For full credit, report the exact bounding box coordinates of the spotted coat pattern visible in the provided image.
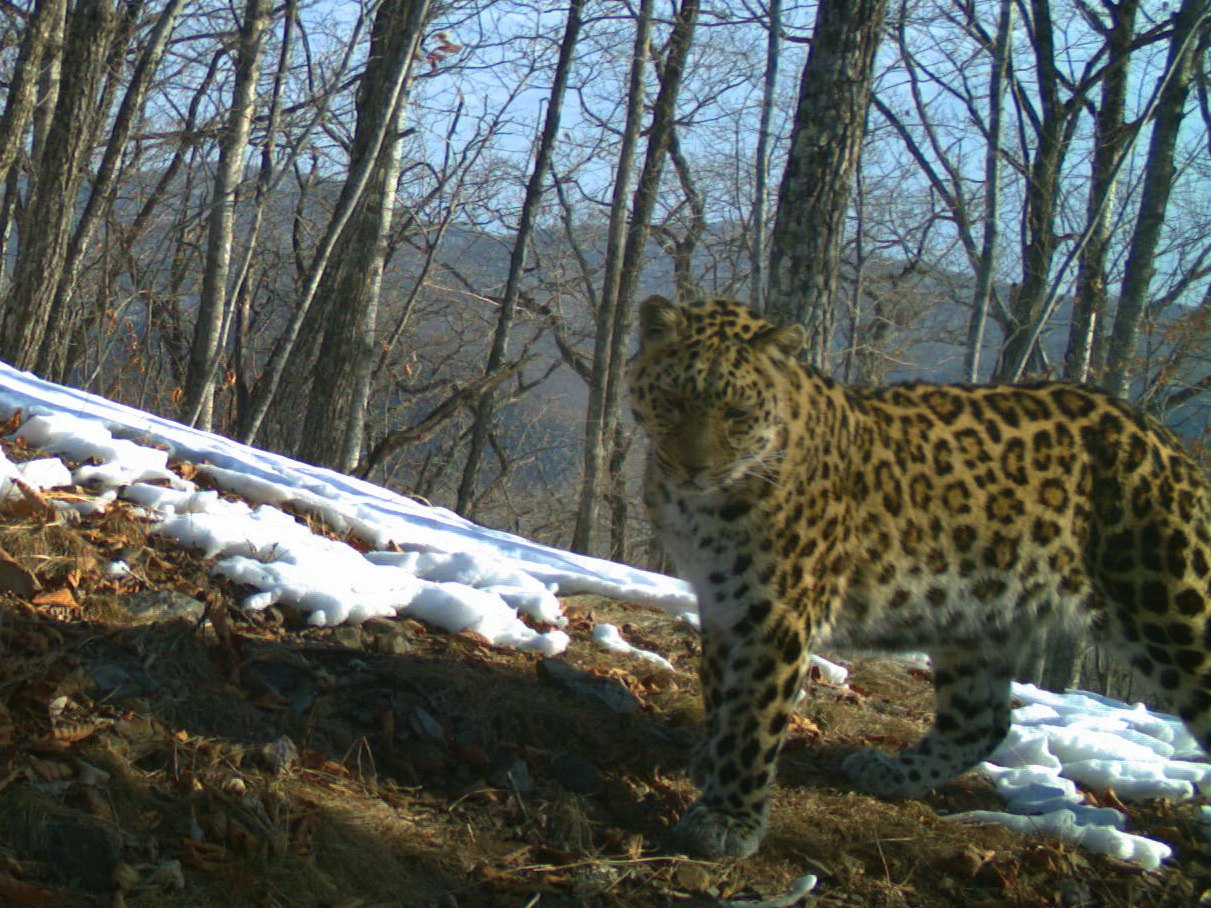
[627,295,1211,859]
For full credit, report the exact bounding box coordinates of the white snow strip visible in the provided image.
[946,809,1172,871]
[592,623,676,671]
[810,654,849,686]
[0,361,696,612]
[726,874,818,907]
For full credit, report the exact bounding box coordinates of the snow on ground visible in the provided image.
[0,361,1206,869]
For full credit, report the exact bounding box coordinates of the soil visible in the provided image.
[1,450,1210,907]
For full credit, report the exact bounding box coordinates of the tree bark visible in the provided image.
[1103,0,1210,397]
[569,0,653,555]
[183,0,273,430]
[292,0,430,472]
[766,0,888,366]
[1064,0,1139,383]
[750,0,781,314]
[0,0,116,370]
[572,0,699,556]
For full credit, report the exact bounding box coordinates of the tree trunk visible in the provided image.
[0,0,116,370]
[1064,0,1139,383]
[766,0,888,366]
[0,0,67,187]
[1103,0,1209,398]
[572,0,699,556]
[36,0,187,383]
[750,0,781,313]
[292,0,430,472]
[238,0,428,450]
[225,0,297,435]
[993,0,1071,381]
[183,0,273,430]
[964,0,1013,382]
[456,0,584,516]
[569,0,653,555]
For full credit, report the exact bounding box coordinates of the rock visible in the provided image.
[330,625,365,649]
[406,706,445,742]
[550,752,605,796]
[119,590,206,625]
[673,862,714,893]
[262,734,300,775]
[536,658,641,714]
[34,817,119,892]
[1058,880,1098,908]
[146,860,185,891]
[363,618,413,655]
[240,658,317,712]
[87,663,157,700]
[489,756,533,793]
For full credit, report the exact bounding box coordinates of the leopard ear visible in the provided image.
[637,295,685,350]
[754,323,806,357]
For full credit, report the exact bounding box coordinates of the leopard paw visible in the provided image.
[673,800,766,859]
[841,747,935,798]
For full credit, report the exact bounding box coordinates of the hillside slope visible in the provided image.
[0,462,1208,907]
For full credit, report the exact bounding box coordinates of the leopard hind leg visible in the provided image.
[1090,501,1211,756]
[842,650,1012,798]
[1102,576,1211,756]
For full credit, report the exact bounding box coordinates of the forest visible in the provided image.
[0,0,1207,586]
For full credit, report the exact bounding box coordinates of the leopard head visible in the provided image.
[627,295,806,493]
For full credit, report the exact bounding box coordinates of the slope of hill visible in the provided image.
[1,366,1209,906]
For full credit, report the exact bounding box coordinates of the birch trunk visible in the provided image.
[183,0,272,430]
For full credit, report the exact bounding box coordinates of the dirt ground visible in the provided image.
[1,452,1210,907]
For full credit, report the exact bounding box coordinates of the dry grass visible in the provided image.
[0,475,1209,906]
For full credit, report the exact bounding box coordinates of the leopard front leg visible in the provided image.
[675,616,807,859]
[843,651,1012,798]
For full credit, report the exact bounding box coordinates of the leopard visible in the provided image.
[626,294,1211,860]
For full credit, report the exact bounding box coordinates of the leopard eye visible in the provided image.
[723,405,752,422]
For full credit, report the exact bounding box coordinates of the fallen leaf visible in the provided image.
[0,552,39,597]
[0,871,55,904]
[32,588,77,609]
[50,718,108,744]
[0,408,23,436]
[25,756,73,781]
[0,477,56,521]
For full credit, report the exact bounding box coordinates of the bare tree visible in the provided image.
[1104,0,1211,397]
[568,0,653,555]
[35,0,187,383]
[0,0,120,369]
[239,0,430,453]
[965,0,1013,382]
[766,0,889,367]
[292,0,432,472]
[182,0,273,430]
[572,0,700,557]
[0,0,67,189]
[750,0,781,313]
[1063,0,1139,383]
[456,0,585,516]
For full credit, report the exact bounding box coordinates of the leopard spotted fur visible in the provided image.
[627,295,1211,859]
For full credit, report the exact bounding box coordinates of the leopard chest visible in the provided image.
[646,481,771,627]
